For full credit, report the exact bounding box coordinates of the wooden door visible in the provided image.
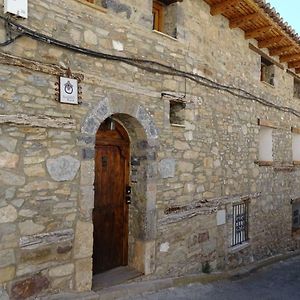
[93,119,129,275]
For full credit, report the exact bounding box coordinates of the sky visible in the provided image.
[267,1,300,34]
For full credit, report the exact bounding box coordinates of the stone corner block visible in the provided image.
[75,258,92,292]
[80,161,94,186]
[81,115,100,135]
[49,263,74,277]
[136,106,158,140]
[95,97,111,120]
[74,221,93,259]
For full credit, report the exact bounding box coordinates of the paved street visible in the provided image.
[127,255,300,300]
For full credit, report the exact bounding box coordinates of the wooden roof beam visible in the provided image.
[211,0,243,16]
[245,25,272,39]
[280,53,300,63]
[229,12,259,29]
[258,36,284,48]
[288,61,300,69]
[269,45,295,57]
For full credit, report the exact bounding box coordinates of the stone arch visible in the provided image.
[81,96,158,144]
[79,96,159,276]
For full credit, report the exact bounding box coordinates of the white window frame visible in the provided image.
[259,126,273,162]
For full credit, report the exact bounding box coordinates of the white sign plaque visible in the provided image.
[60,77,78,105]
[4,0,28,18]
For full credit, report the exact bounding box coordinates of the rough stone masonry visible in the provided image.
[0,0,300,299]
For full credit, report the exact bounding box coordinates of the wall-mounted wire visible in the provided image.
[0,16,23,46]
[0,15,300,118]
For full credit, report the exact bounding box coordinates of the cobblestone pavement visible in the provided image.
[125,255,300,300]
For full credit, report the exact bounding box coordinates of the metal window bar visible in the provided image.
[232,202,249,246]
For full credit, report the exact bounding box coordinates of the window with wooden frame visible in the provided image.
[152,1,179,38]
[169,99,186,126]
[294,77,300,99]
[258,119,275,165]
[292,127,300,164]
[153,1,164,32]
[260,56,275,86]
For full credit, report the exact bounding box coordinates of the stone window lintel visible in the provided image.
[292,127,300,134]
[254,160,273,166]
[258,118,277,129]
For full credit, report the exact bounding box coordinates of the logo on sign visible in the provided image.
[60,77,78,105]
[64,81,74,95]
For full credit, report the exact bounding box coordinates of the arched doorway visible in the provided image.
[79,99,159,291]
[93,118,130,274]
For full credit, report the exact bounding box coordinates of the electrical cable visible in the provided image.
[0,17,22,46]
[0,33,22,46]
[0,15,300,118]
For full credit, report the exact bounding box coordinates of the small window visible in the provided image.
[292,131,300,162]
[85,0,95,3]
[232,202,249,246]
[170,100,185,126]
[260,57,275,86]
[259,126,273,163]
[153,1,164,32]
[294,78,300,98]
[152,1,178,38]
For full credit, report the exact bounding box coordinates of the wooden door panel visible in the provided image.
[93,130,129,275]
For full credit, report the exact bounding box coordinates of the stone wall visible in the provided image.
[0,0,300,298]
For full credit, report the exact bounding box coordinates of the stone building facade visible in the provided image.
[1,0,300,298]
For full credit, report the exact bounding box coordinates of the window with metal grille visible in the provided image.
[292,202,300,237]
[293,209,300,227]
[232,202,249,246]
